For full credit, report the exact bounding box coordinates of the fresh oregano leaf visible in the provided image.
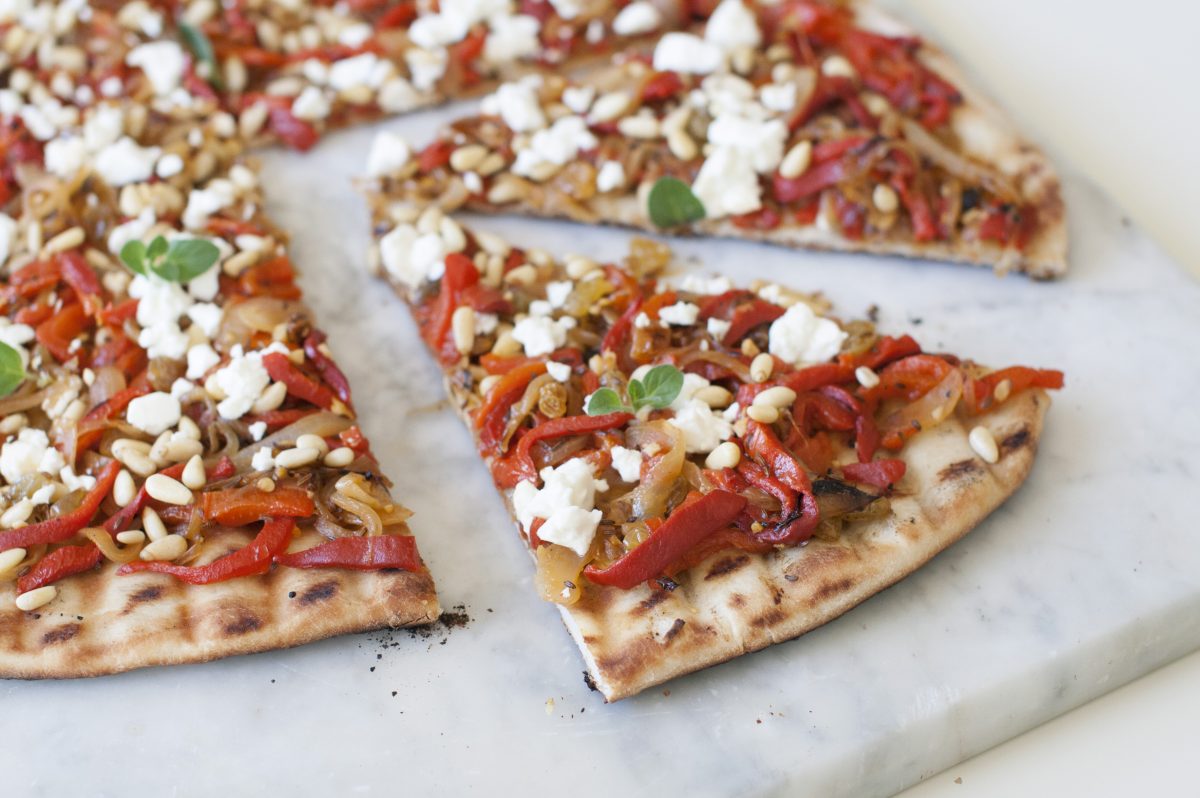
[0,342,26,398]
[179,22,222,90]
[647,177,706,228]
[119,240,148,276]
[637,364,684,410]
[154,238,220,283]
[585,387,627,416]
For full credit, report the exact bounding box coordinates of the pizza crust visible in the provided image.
[0,526,439,678]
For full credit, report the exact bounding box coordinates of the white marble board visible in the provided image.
[2,101,1198,798]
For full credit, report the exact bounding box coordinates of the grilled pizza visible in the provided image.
[363,170,1063,698]
[366,0,1067,277]
[0,103,437,678]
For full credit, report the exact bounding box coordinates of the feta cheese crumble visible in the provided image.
[767,303,848,365]
[512,458,609,557]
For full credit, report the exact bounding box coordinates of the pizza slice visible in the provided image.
[0,103,437,678]
[363,177,1063,699]
[370,0,1067,277]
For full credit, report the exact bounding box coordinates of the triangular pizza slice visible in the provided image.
[362,168,1063,699]
[370,0,1067,277]
[0,102,437,677]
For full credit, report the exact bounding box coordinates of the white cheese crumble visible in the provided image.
[129,274,194,360]
[186,343,221,380]
[561,86,595,115]
[658,301,700,326]
[545,361,572,382]
[705,0,761,53]
[612,1,662,35]
[125,391,182,436]
[512,458,609,557]
[0,318,34,367]
[483,14,541,64]
[512,116,597,176]
[511,314,576,357]
[366,131,411,177]
[126,41,187,97]
[93,137,162,186]
[251,447,276,472]
[0,213,16,266]
[767,303,848,365]
[291,86,332,120]
[481,78,546,133]
[610,446,643,483]
[0,429,66,485]
[210,345,277,420]
[595,160,626,193]
[707,317,732,339]
[248,421,268,441]
[679,274,733,295]
[545,280,573,308]
[668,399,733,454]
[653,33,723,74]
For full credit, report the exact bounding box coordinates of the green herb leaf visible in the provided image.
[647,177,706,228]
[119,240,147,276]
[0,342,26,398]
[626,378,645,407]
[636,364,684,410]
[586,388,627,417]
[153,238,221,283]
[179,22,222,90]
[146,235,169,262]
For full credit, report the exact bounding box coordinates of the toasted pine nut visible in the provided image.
[177,415,201,440]
[694,385,733,408]
[478,374,501,396]
[166,437,203,463]
[746,404,780,424]
[779,140,813,179]
[323,446,355,468]
[113,468,136,507]
[15,585,57,611]
[275,447,320,469]
[116,530,146,546]
[754,386,797,409]
[503,264,538,285]
[42,225,84,255]
[0,547,26,573]
[588,91,630,123]
[181,455,207,490]
[872,184,899,214]
[969,426,1000,464]
[704,441,742,470]
[142,507,168,541]
[855,365,880,389]
[140,534,188,562]
[449,144,487,173]
[252,381,287,414]
[994,378,1013,403]
[740,339,760,357]
[565,255,599,279]
[123,451,158,478]
[750,353,775,383]
[145,474,193,505]
[821,55,856,79]
[294,434,329,456]
[256,477,276,492]
[667,129,697,161]
[617,114,660,139]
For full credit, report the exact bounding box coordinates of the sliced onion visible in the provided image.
[217,297,307,350]
[0,386,47,417]
[500,373,554,452]
[82,526,141,564]
[332,492,383,537]
[232,411,352,471]
[605,421,684,523]
[88,366,126,408]
[900,118,1019,203]
[676,348,754,383]
[880,367,964,444]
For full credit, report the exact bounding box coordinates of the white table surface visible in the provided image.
[891,1,1200,794]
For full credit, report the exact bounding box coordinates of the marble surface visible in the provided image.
[3,105,1199,797]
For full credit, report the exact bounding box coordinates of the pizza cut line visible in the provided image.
[362,176,1063,698]
[366,0,1067,277]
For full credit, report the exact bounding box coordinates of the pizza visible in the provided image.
[363,0,1067,278]
[362,172,1063,698]
[0,101,437,677]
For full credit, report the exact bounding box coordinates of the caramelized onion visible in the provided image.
[676,348,754,383]
[217,297,307,350]
[0,385,47,417]
[900,118,1019,202]
[82,526,141,564]
[88,366,126,408]
[606,421,684,523]
[331,493,383,537]
[500,373,555,452]
[880,367,964,444]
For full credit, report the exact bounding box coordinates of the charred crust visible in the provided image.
[939,459,982,482]
[1001,426,1031,454]
[704,554,750,581]
[221,610,262,636]
[582,670,599,692]
[813,577,854,603]
[728,593,746,609]
[299,580,338,606]
[663,618,685,643]
[635,589,671,614]
[122,584,163,613]
[751,607,788,628]
[41,623,80,646]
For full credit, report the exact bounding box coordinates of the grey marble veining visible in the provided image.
[2,107,1198,798]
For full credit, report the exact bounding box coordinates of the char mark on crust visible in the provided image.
[704,554,750,581]
[121,584,164,614]
[663,618,686,643]
[751,607,788,629]
[41,623,80,646]
[813,577,854,603]
[939,459,983,482]
[1001,426,1031,454]
[634,589,671,614]
[299,580,339,606]
[222,610,263,637]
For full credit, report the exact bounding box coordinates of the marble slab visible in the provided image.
[3,105,1198,798]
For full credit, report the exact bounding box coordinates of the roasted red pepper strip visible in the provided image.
[422,252,480,364]
[104,457,236,534]
[841,459,907,490]
[274,535,421,572]
[16,543,103,594]
[303,329,354,409]
[839,334,922,370]
[198,485,315,528]
[262,352,337,411]
[474,361,546,453]
[782,363,856,394]
[0,460,120,552]
[59,251,102,317]
[866,354,954,402]
[964,366,1065,414]
[118,516,295,584]
[508,412,634,485]
[35,301,89,362]
[721,299,786,346]
[584,490,747,589]
[743,420,812,494]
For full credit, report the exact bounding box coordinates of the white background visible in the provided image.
[891,0,1200,794]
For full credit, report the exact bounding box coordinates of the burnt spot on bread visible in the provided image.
[813,577,854,603]
[41,623,80,646]
[222,610,262,636]
[939,459,982,482]
[1001,426,1031,455]
[728,593,746,609]
[299,580,338,606]
[634,589,670,614]
[704,554,750,581]
[751,607,788,628]
[771,585,785,606]
[121,584,163,614]
[663,618,685,643]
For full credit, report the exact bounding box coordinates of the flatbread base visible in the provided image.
[0,528,439,678]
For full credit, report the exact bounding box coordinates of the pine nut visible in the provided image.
[181,454,206,489]
[474,229,511,257]
[855,365,880,389]
[503,264,538,285]
[295,434,330,456]
[140,534,188,562]
[145,474,193,505]
[416,206,443,234]
[142,507,167,541]
[166,437,203,463]
[449,144,487,173]
[451,305,475,354]
[275,447,320,469]
[746,404,780,424]
[704,441,742,470]
[0,547,26,572]
[116,530,146,546]
[478,374,501,396]
[872,183,899,213]
[149,431,173,465]
[667,128,697,161]
[740,339,760,357]
[178,415,202,440]
[487,175,530,204]
[779,140,813,179]
[750,352,775,383]
[256,477,276,492]
[969,426,1000,464]
[617,114,660,139]
[562,255,597,279]
[324,446,355,468]
[491,330,522,357]
[588,91,630,123]
[525,161,560,183]
[821,55,857,79]
[112,438,152,459]
[113,468,136,507]
[993,378,1013,403]
[694,385,733,408]
[476,152,507,176]
[252,381,287,414]
[439,216,466,252]
[15,585,57,611]
[42,225,84,255]
[754,386,797,409]
[123,451,158,478]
